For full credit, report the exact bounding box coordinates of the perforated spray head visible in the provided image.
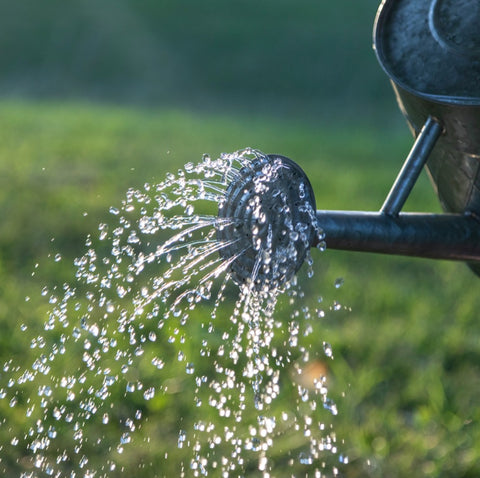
[217,154,317,288]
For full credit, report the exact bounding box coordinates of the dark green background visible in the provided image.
[1,0,395,122]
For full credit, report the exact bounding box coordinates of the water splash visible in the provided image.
[0,148,344,477]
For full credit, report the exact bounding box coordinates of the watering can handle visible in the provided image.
[314,115,480,265]
[381,116,443,216]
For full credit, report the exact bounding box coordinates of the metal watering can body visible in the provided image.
[388,87,480,216]
[374,0,480,217]
[218,0,480,285]
[314,0,480,272]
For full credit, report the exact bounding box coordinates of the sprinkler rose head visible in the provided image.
[217,154,317,289]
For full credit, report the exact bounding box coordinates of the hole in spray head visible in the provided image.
[217,152,317,289]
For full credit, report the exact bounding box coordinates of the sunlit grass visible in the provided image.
[1,100,479,477]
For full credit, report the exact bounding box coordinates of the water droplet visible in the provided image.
[143,388,155,400]
[177,430,186,449]
[152,357,164,369]
[258,455,268,471]
[323,398,338,415]
[323,342,334,359]
[334,277,344,289]
[0,149,344,477]
[299,452,313,465]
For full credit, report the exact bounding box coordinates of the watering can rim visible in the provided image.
[373,0,480,107]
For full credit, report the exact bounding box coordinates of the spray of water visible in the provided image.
[0,148,344,477]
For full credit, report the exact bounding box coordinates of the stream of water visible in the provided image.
[0,149,346,477]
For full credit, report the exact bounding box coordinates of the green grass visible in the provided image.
[1,100,479,477]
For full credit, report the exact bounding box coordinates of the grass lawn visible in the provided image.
[1,100,479,477]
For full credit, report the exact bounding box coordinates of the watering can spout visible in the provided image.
[315,210,480,263]
[218,143,480,288]
[218,0,480,284]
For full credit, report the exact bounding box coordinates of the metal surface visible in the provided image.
[217,1,480,284]
[381,116,443,216]
[374,0,480,219]
[373,0,480,102]
[315,210,480,262]
[373,0,480,274]
[217,154,317,287]
[218,150,480,284]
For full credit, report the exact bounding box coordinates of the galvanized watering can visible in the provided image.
[319,0,480,272]
[303,0,480,272]
[220,0,480,286]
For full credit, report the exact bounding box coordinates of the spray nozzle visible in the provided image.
[217,154,317,288]
[217,117,480,286]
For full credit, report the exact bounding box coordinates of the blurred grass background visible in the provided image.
[1,0,480,477]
